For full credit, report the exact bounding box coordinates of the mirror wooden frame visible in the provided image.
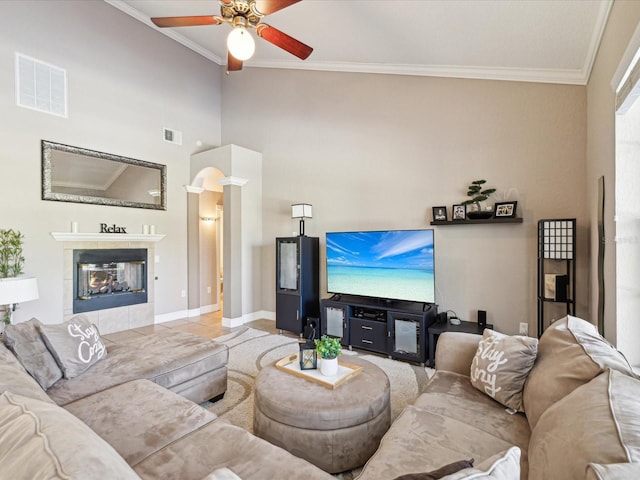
[41,140,167,210]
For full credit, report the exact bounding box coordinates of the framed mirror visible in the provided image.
[42,140,167,210]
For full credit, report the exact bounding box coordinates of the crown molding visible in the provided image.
[246,60,588,85]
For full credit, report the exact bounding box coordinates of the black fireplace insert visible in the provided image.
[73,248,148,314]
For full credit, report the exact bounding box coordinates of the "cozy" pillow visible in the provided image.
[470,329,538,412]
[39,315,107,379]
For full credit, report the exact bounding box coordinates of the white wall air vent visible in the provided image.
[15,53,67,118]
[163,128,183,145]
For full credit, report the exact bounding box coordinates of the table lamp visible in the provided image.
[0,277,39,325]
[291,203,312,236]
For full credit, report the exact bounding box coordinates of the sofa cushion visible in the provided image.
[522,315,637,430]
[40,315,107,379]
[528,369,640,480]
[0,342,53,404]
[442,447,521,479]
[586,462,640,479]
[414,371,531,459]
[393,459,475,479]
[470,329,537,412]
[358,403,523,480]
[133,418,333,480]
[64,379,218,467]
[0,391,139,479]
[47,330,228,405]
[4,318,62,389]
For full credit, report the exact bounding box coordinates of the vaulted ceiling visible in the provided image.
[107,0,612,85]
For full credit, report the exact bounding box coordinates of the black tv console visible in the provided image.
[320,295,438,365]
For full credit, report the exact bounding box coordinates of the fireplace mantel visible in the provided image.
[51,232,165,242]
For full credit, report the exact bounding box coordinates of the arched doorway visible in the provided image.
[189,144,263,328]
[187,167,225,316]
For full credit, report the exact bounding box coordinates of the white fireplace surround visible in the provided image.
[52,232,163,335]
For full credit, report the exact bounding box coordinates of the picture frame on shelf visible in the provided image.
[432,206,447,221]
[494,201,518,218]
[452,204,466,220]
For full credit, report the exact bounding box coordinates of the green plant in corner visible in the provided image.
[462,179,496,212]
[0,229,25,279]
[314,335,342,360]
[0,229,26,325]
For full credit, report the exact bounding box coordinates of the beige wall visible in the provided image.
[0,1,222,324]
[586,0,640,345]
[221,69,588,335]
[3,1,619,336]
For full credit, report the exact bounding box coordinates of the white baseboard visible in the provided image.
[157,309,274,327]
[187,304,220,317]
[155,310,188,324]
[246,310,275,321]
[222,310,275,328]
[200,303,220,314]
[222,316,245,328]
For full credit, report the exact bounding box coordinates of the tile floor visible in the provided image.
[101,310,297,345]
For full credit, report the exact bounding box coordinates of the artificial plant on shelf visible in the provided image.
[461,179,496,219]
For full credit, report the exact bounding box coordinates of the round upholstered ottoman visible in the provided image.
[253,356,391,473]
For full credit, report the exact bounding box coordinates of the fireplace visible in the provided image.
[73,248,148,314]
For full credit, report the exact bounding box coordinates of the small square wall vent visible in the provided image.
[15,53,67,117]
[163,127,183,145]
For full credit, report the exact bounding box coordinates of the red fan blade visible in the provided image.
[227,51,243,73]
[253,0,301,16]
[151,15,223,28]
[256,24,313,60]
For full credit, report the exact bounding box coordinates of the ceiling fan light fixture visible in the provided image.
[227,26,255,61]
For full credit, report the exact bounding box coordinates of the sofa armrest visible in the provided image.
[434,332,482,375]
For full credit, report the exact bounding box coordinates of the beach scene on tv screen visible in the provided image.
[326,230,435,303]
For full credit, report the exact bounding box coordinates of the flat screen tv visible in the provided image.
[326,229,435,304]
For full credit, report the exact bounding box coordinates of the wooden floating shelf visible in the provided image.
[430,217,523,226]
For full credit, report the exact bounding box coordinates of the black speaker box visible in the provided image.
[304,317,319,341]
[478,310,487,328]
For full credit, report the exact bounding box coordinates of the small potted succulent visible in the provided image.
[315,335,342,377]
[462,179,496,219]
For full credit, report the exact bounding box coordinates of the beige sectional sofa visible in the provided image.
[2,314,639,479]
[357,315,640,479]
[0,317,333,480]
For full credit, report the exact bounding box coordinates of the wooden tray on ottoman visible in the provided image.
[275,353,363,389]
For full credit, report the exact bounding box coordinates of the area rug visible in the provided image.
[203,327,434,478]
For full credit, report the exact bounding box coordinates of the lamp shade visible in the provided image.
[0,277,39,304]
[291,204,313,219]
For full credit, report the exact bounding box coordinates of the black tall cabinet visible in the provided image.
[275,236,320,334]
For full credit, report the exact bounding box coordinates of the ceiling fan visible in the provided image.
[151,0,313,73]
